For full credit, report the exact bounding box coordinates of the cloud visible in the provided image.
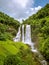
[30,6,42,14]
[0,0,42,22]
[12,0,29,8]
[23,6,42,20]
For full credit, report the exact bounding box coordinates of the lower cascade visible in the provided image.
[13,25,47,65]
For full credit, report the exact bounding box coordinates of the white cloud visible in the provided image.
[0,0,42,22]
[12,0,29,8]
[25,6,42,19]
[35,6,42,11]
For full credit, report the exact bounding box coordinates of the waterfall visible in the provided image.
[22,25,25,42]
[13,27,21,42]
[24,25,37,52]
[25,25,31,44]
[13,25,47,65]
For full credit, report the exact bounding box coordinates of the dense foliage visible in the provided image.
[0,12,20,40]
[0,3,49,65]
[23,4,49,63]
[0,41,41,65]
[0,12,42,65]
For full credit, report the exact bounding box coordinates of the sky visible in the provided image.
[0,0,49,22]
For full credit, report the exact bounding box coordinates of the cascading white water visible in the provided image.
[24,25,37,52]
[13,27,21,42]
[13,25,47,65]
[22,25,25,42]
[25,25,32,44]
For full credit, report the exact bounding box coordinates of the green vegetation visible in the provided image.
[0,40,27,65]
[0,12,41,65]
[0,3,49,65]
[0,40,41,65]
[23,4,49,64]
[0,12,20,40]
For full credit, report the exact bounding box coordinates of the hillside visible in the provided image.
[23,4,49,24]
[0,40,42,65]
[0,12,42,65]
[23,4,49,64]
[0,12,20,41]
[0,3,49,65]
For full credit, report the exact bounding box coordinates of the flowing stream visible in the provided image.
[13,25,47,65]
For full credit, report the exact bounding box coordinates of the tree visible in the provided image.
[4,55,21,65]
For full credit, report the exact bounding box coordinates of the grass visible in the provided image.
[0,40,28,65]
[0,40,42,65]
[0,40,28,56]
